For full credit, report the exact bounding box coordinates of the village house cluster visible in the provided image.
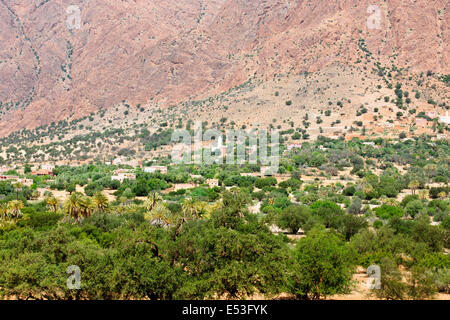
[318,106,450,141]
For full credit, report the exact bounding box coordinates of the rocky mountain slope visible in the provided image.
[0,0,448,137]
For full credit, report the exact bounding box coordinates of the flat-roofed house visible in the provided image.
[113,157,141,167]
[113,169,132,175]
[111,172,136,183]
[41,164,55,171]
[144,166,168,174]
[0,175,19,181]
[440,111,450,124]
[32,169,54,176]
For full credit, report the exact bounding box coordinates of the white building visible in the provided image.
[144,166,168,174]
[113,157,140,167]
[41,164,55,171]
[111,173,136,182]
[440,111,450,124]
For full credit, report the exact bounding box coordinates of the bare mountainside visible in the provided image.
[0,0,448,136]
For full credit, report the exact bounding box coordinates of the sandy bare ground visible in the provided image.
[248,269,450,300]
[331,270,450,300]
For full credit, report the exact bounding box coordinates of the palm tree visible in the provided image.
[144,203,173,226]
[93,192,109,213]
[78,196,93,218]
[418,189,429,201]
[13,182,23,200]
[144,192,163,212]
[7,200,24,220]
[64,192,83,219]
[223,188,249,218]
[181,197,202,222]
[408,180,419,195]
[0,202,8,220]
[204,200,223,219]
[46,196,59,212]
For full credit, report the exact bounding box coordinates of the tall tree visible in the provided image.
[408,180,419,195]
[13,182,23,200]
[93,192,109,213]
[144,203,174,227]
[46,196,59,213]
[181,197,202,222]
[144,192,163,212]
[78,196,93,218]
[7,200,24,220]
[64,192,83,219]
[288,227,355,299]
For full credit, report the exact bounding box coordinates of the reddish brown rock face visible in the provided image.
[0,0,448,136]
